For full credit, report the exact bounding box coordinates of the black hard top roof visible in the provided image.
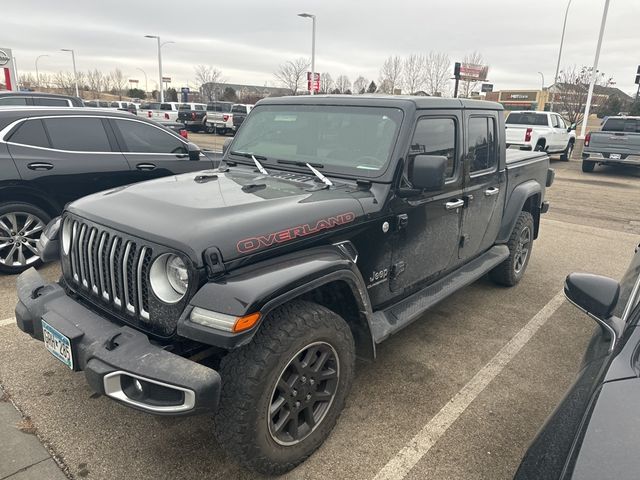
[0,91,81,100]
[257,94,503,111]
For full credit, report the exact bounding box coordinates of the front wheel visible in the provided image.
[205,124,215,134]
[0,202,51,274]
[490,211,534,287]
[214,300,355,475]
[560,140,574,161]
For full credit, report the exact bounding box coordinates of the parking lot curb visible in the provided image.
[0,385,68,480]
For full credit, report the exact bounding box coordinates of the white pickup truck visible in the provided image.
[204,101,234,135]
[506,111,576,160]
[139,101,181,124]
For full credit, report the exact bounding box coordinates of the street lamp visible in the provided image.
[550,0,573,112]
[537,72,545,91]
[580,0,611,139]
[60,49,79,97]
[298,13,316,95]
[144,35,174,102]
[136,67,148,95]
[35,54,49,88]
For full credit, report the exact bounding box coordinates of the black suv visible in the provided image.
[0,91,84,107]
[0,108,219,273]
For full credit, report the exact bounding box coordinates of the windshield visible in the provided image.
[229,104,403,177]
[614,246,640,320]
[506,113,548,126]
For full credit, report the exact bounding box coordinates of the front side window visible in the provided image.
[160,103,173,111]
[230,105,403,177]
[468,117,497,174]
[551,115,561,128]
[556,116,567,129]
[408,118,456,178]
[112,119,187,154]
[8,119,50,148]
[43,117,111,152]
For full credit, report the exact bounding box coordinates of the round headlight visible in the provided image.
[62,218,72,255]
[149,253,189,304]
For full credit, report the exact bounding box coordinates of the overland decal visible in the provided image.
[237,212,356,254]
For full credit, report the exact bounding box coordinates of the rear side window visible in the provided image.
[112,119,187,154]
[506,113,548,126]
[0,97,28,106]
[468,117,497,174]
[33,98,70,107]
[161,103,173,111]
[195,105,205,111]
[43,117,112,152]
[409,117,457,178]
[8,119,50,148]
[602,118,640,133]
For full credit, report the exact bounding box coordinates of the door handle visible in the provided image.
[136,163,157,171]
[445,199,465,210]
[27,162,53,171]
[484,187,500,196]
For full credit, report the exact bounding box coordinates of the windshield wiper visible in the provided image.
[305,162,333,187]
[252,155,269,175]
[229,151,268,161]
[277,159,325,168]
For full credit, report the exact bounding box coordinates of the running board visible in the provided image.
[370,245,509,343]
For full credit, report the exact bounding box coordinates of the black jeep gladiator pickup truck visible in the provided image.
[15,95,553,475]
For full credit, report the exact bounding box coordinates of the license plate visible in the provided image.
[42,320,73,370]
[609,153,621,159]
[215,123,225,128]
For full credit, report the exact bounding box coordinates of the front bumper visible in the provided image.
[15,268,221,416]
[583,151,640,166]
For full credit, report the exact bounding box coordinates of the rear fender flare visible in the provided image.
[497,180,541,243]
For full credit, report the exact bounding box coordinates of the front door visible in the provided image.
[389,114,463,296]
[6,116,133,207]
[459,114,504,261]
[108,118,214,181]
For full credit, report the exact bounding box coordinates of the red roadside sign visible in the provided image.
[307,72,320,92]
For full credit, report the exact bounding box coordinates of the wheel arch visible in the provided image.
[497,180,542,243]
[0,185,61,218]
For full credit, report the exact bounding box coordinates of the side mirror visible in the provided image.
[567,123,576,132]
[187,142,201,161]
[564,273,621,350]
[409,155,447,191]
[223,137,233,155]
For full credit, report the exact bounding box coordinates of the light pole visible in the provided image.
[60,49,79,97]
[35,54,49,88]
[136,67,148,95]
[144,35,174,102]
[298,13,316,95]
[537,72,545,91]
[550,0,572,112]
[580,0,610,139]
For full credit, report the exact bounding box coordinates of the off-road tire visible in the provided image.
[582,160,595,172]
[560,140,574,161]
[0,202,50,275]
[490,211,534,287]
[214,300,356,475]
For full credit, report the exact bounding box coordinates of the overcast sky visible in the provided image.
[3,0,639,95]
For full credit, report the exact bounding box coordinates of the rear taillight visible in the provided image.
[584,132,591,147]
[147,111,153,118]
[164,113,170,120]
[525,127,532,142]
[179,129,188,139]
[191,112,196,120]
[223,114,229,122]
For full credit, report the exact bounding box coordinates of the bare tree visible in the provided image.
[18,73,36,89]
[402,54,427,94]
[274,58,309,95]
[459,51,485,98]
[353,76,368,94]
[87,69,106,99]
[194,65,223,101]
[424,51,451,96]
[319,72,334,94]
[379,56,403,94]
[335,75,352,94]
[53,71,77,96]
[109,69,127,100]
[554,65,614,125]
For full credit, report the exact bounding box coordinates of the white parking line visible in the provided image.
[372,291,567,480]
[0,317,15,327]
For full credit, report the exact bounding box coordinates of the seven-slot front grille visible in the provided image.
[66,218,153,321]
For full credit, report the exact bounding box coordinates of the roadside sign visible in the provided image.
[635,66,640,85]
[458,63,489,81]
[162,76,171,83]
[0,47,17,91]
[181,87,190,93]
[481,83,493,92]
[128,79,139,84]
[307,72,320,92]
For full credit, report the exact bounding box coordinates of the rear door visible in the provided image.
[109,117,213,180]
[459,112,504,261]
[6,116,133,206]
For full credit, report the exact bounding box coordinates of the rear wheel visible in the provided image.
[205,124,215,134]
[582,160,595,172]
[534,142,545,152]
[560,140,574,161]
[490,211,534,287]
[0,202,50,274]
[214,300,355,475]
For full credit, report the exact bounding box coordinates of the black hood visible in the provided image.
[67,168,367,266]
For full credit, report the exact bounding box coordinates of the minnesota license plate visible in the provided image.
[609,153,621,160]
[42,320,74,370]
[215,123,225,128]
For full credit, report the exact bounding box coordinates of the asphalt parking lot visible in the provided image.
[0,148,638,480]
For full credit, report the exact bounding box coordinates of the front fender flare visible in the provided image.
[178,245,376,355]
[497,180,541,243]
